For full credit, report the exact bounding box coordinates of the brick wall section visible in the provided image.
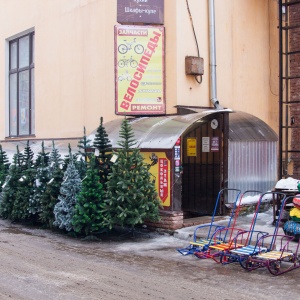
[145,211,183,230]
[289,4,300,177]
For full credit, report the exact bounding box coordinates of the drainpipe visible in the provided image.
[208,0,222,109]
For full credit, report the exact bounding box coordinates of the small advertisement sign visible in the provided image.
[117,0,164,24]
[141,151,170,206]
[187,138,197,156]
[211,137,219,152]
[158,158,169,203]
[202,137,210,153]
[115,25,165,115]
[174,146,180,160]
[174,145,181,172]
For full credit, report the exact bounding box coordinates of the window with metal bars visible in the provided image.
[9,32,35,137]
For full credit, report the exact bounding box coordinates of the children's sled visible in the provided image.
[193,190,265,262]
[243,195,300,275]
[176,188,241,255]
[218,192,288,266]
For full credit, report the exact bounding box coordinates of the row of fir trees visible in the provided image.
[0,118,162,237]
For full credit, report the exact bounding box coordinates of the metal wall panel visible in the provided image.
[227,141,278,202]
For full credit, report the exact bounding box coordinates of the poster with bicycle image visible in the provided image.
[115,25,165,115]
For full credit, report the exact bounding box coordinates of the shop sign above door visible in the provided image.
[117,0,164,24]
[115,25,165,115]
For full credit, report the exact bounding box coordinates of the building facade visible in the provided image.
[0,0,284,227]
[0,0,279,140]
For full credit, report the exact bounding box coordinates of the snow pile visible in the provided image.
[240,194,261,205]
[275,177,300,190]
[239,193,273,205]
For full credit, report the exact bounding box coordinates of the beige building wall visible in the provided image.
[169,0,279,131]
[0,0,279,141]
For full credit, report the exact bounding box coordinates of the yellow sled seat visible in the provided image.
[209,242,244,251]
[189,238,223,247]
[255,250,293,260]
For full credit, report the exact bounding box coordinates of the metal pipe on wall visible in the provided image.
[208,0,221,109]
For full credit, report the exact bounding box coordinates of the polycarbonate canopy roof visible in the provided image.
[89,109,277,149]
[229,111,278,142]
[89,109,232,149]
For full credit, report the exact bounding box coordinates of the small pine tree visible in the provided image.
[35,141,50,168]
[39,141,64,227]
[76,156,87,180]
[93,117,112,187]
[0,144,10,193]
[28,156,51,221]
[0,146,22,219]
[49,140,63,171]
[22,140,35,168]
[63,144,78,171]
[78,126,92,163]
[63,143,84,179]
[104,119,162,231]
[72,156,105,236]
[53,160,82,231]
[11,141,36,221]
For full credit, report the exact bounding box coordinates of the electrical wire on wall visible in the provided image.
[186,0,202,84]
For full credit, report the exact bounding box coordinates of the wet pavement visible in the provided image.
[0,208,299,299]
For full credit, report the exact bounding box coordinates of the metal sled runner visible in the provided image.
[244,233,300,275]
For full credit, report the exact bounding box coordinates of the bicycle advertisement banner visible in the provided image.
[115,25,165,115]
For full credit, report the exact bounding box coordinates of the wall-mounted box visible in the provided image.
[185,56,204,76]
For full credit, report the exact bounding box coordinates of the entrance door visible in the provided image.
[181,114,227,215]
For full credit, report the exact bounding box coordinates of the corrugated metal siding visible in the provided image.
[227,141,278,202]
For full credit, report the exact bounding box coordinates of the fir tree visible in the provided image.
[63,144,78,171]
[0,146,22,219]
[0,144,10,193]
[53,160,82,231]
[28,156,51,221]
[72,156,105,236]
[14,145,24,167]
[63,143,86,179]
[76,156,87,180]
[104,119,162,231]
[39,141,64,227]
[35,141,50,168]
[49,140,63,171]
[11,141,36,221]
[93,117,112,187]
[78,126,92,163]
[22,140,35,168]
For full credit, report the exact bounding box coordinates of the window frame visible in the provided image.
[9,31,35,137]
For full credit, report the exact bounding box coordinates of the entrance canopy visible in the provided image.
[228,111,278,141]
[89,108,232,149]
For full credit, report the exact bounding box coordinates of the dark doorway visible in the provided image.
[181,114,227,215]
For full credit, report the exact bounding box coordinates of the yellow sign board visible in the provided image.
[115,25,165,115]
[187,138,197,156]
[141,151,170,207]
